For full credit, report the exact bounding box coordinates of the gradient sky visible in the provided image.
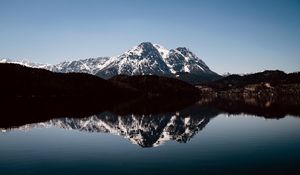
[0,0,299,74]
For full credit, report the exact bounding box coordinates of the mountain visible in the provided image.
[0,42,221,84]
[96,42,172,78]
[96,42,220,83]
[0,57,110,74]
[51,57,110,74]
[161,46,212,74]
[0,58,53,70]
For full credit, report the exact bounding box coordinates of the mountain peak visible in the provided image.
[126,42,158,57]
[176,47,189,52]
[138,42,154,47]
[175,47,195,59]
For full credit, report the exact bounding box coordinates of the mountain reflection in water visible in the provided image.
[2,112,212,147]
[1,96,300,148]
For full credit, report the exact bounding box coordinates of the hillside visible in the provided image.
[0,63,201,99]
[203,70,300,90]
[0,63,137,99]
[197,70,300,106]
[109,74,199,99]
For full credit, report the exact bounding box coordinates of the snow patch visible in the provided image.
[153,44,170,59]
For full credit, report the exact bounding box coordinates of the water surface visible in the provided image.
[1,107,300,175]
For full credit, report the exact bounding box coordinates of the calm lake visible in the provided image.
[1,101,300,175]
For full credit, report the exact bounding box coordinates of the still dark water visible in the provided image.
[1,103,300,175]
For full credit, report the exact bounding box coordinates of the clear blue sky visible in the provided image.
[0,0,299,74]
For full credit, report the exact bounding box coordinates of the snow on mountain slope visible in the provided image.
[96,42,172,78]
[51,57,109,74]
[165,47,213,74]
[0,57,109,74]
[96,42,219,79]
[153,44,170,59]
[0,58,52,70]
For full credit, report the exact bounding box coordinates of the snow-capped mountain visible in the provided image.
[0,57,109,74]
[1,112,212,147]
[0,42,220,84]
[96,42,217,79]
[96,42,172,78]
[51,57,109,74]
[166,47,212,74]
[0,58,52,70]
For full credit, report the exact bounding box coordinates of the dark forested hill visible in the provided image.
[202,70,300,90]
[0,63,138,99]
[0,63,199,100]
[109,74,199,99]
